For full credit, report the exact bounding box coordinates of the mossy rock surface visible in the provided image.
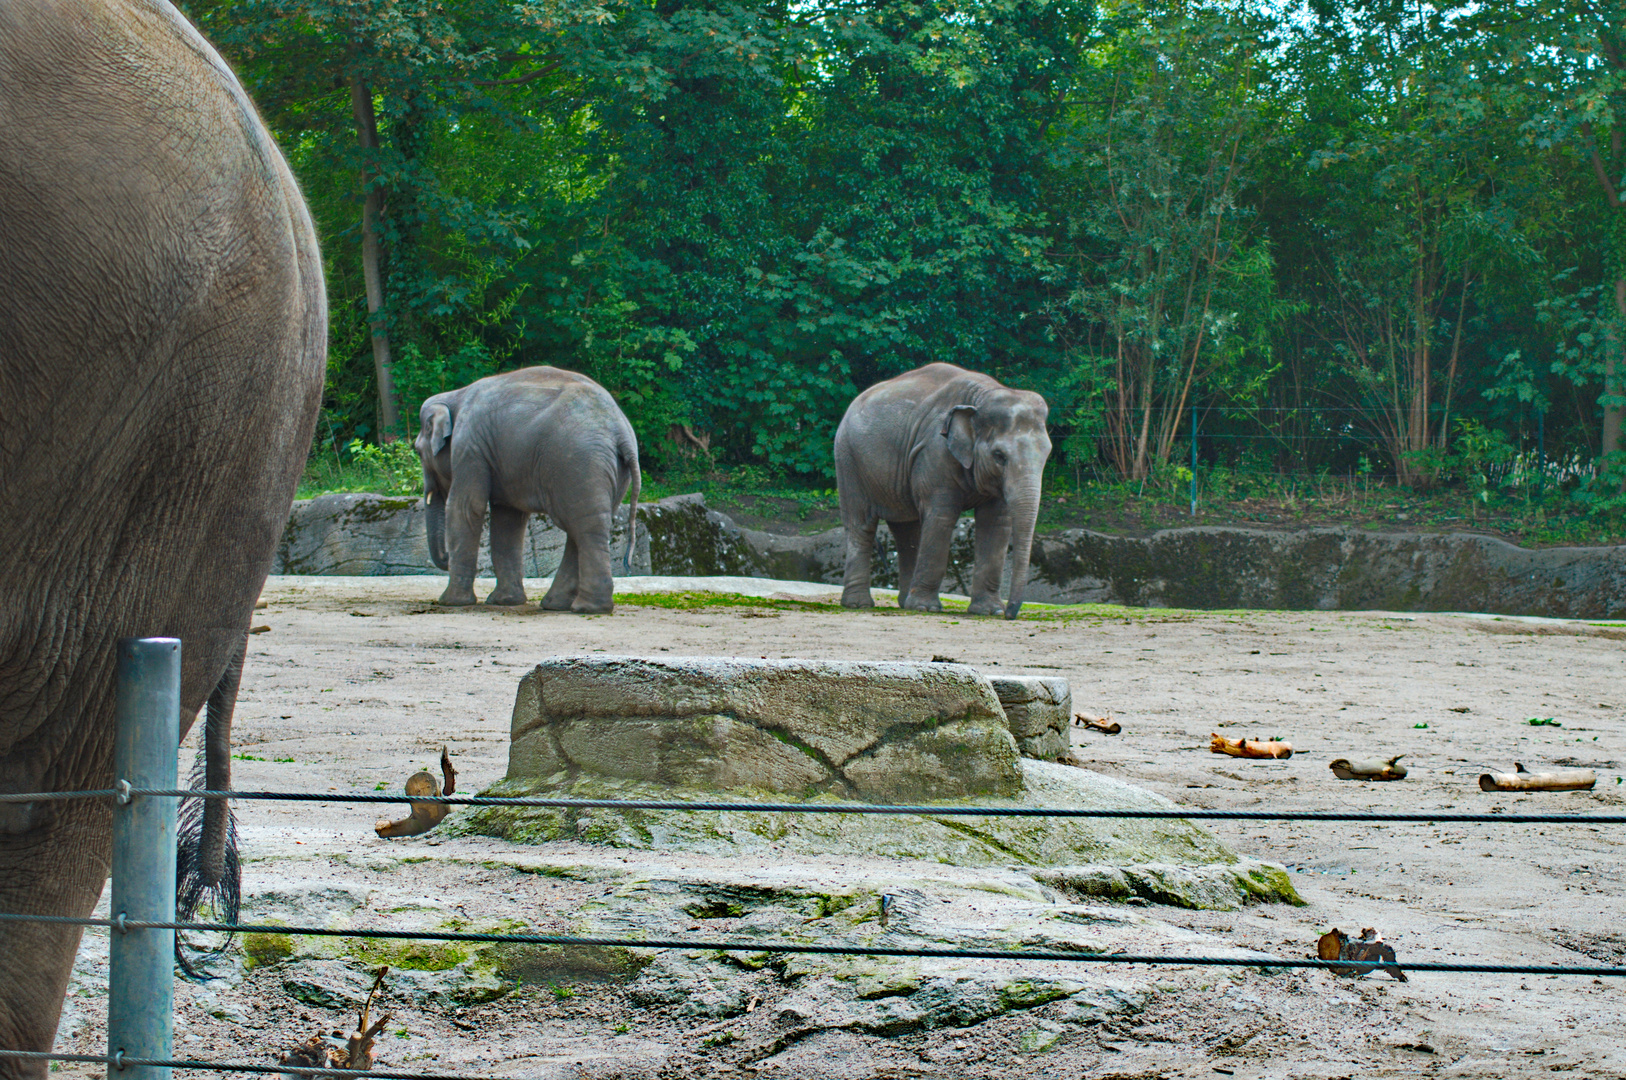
[464,760,1258,880]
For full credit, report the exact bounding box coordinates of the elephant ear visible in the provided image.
[940,405,977,470]
[424,403,453,457]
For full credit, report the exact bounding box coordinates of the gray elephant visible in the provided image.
[0,0,325,1073]
[414,367,641,613]
[834,363,1051,619]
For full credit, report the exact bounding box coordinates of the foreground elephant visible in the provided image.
[0,1,325,1072]
[414,367,641,613]
[835,363,1051,618]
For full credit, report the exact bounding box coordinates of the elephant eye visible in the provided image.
[992,449,1007,464]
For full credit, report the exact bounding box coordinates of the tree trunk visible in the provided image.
[1605,276,1625,485]
[352,78,400,440]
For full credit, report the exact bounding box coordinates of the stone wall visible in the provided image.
[274,491,1625,617]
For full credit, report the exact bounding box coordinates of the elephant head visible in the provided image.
[414,395,457,571]
[941,392,1052,618]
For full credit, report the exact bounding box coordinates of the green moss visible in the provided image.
[348,939,468,972]
[1000,980,1075,1010]
[489,943,651,984]
[1233,863,1306,907]
[242,932,294,969]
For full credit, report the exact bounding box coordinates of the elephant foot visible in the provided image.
[902,595,943,613]
[437,587,477,607]
[570,600,614,614]
[840,588,874,609]
[485,588,527,606]
[967,596,1002,616]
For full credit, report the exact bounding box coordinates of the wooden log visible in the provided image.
[1478,763,1596,792]
[375,747,457,837]
[1210,733,1292,759]
[1329,754,1407,781]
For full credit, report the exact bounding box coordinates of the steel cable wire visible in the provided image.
[0,1048,523,1080]
[0,913,1620,977]
[0,787,1621,825]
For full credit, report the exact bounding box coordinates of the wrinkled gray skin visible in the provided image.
[835,363,1051,619]
[0,1,325,1073]
[415,367,641,613]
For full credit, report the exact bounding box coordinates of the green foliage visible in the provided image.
[181,0,1626,487]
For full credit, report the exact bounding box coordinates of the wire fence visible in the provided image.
[5,639,1622,1079]
[6,787,1623,825]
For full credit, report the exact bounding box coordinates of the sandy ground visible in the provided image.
[52,575,1626,1079]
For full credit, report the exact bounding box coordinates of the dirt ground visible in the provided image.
[53,575,1626,1079]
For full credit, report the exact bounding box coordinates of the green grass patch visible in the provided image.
[615,591,835,612]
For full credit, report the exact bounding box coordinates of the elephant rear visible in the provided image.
[0,0,326,1066]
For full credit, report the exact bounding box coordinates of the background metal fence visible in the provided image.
[3,638,1623,1080]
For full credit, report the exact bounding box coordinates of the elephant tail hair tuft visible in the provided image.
[175,743,241,980]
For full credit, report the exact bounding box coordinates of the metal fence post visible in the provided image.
[109,637,180,1080]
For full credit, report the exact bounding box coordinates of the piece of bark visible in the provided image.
[1317,927,1406,981]
[1210,733,1293,759]
[335,967,391,1071]
[375,747,455,837]
[1329,754,1407,781]
[1074,712,1121,735]
[1478,762,1596,792]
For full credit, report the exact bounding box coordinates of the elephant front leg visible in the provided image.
[485,504,530,605]
[439,474,489,606]
[841,516,879,608]
[967,501,1012,616]
[901,505,961,612]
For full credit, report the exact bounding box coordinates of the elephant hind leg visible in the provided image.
[485,504,530,605]
[568,525,615,613]
[541,535,580,610]
[841,515,879,608]
[889,520,922,607]
[175,635,244,978]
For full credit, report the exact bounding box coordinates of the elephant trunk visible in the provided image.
[1003,474,1043,620]
[426,490,449,570]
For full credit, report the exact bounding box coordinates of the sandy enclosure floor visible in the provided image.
[54,575,1626,1079]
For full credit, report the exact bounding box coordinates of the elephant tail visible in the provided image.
[621,435,641,573]
[175,637,244,979]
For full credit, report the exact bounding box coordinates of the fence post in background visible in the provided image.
[109,637,180,1080]
[1190,405,1198,516]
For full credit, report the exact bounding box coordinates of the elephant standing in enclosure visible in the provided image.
[0,0,325,1073]
[414,367,641,613]
[835,363,1051,618]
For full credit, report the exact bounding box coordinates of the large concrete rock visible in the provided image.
[986,675,1071,761]
[471,656,1290,877]
[506,656,1022,803]
[272,492,650,577]
[1023,526,1626,617]
[272,491,1625,617]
